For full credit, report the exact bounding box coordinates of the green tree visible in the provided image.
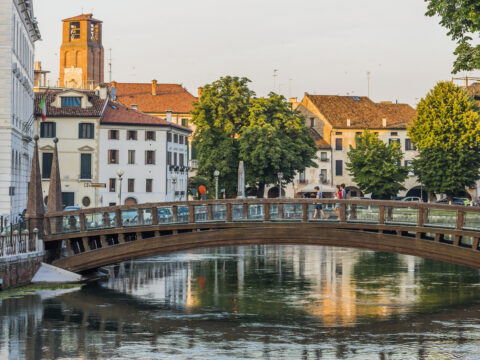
[408,81,480,199]
[425,0,480,73]
[239,94,317,197]
[346,130,408,199]
[192,76,254,194]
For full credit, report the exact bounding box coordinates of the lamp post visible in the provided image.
[171,174,178,201]
[277,172,283,199]
[116,169,124,205]
[214,170,220,200]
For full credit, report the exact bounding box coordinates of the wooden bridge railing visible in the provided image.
[43,199,480,239]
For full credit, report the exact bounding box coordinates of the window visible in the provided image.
[128,150,135,164]
[146,179,153,193]
[405,138,416,151]
[191,144,198,160]
[320,169,327,182]
[145,150,155,165]
[179,153,184,166]
[174,134,178,143]
[145,131,156,141]
[181,118,188,127]
[310,118,315,128]
[167,151,172,165]
[355,132,362,136]
[42,153,53,179]
[335,132,342,135]
[127,130,137,140]
[391,132,398,136]
[80,154,92,179]
[405,160,410,167]
[108,149,118,164]
[109,178,116,192]
[174,152,178,166]
[61,96,81,107]
[82,196,91,207]
[79,123,94,139]
[69,22,80,40]
[179,135,184,145]
[335,160,343,176]
[40,122,56,138]
[335,138,343,151]
[167,132,172,142]
[128,179,135,192]
[320,152,328,161]
[109,130,118,140]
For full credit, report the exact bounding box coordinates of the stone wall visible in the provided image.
[0,253,44,290]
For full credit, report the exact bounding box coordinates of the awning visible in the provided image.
[297,184,337,193]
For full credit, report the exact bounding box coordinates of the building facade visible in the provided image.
[286,94,419,199]
[0,0,40,221]
[98,102,191,205]
[59,14,104,89]
[34,88,107,208]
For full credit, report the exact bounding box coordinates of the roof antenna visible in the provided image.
[108,48,112,83]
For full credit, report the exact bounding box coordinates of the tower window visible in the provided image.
[62,97,81,107]
[70,22,80,40]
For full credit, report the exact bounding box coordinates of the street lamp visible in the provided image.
[277,172,283,199]
[214,170,220,200]
[171,174,178,201]
[116,169,124,205]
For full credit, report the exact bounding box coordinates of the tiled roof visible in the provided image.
[305,94,416,129]
[101,101,191,132]
[466,82,480,100]
[309,128,331,149]
[34,90,106,118]
[111,82,197,114]
[62,13,102,22]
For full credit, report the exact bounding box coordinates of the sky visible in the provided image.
[32,0,475,106]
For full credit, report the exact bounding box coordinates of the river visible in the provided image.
[1,245,480,359]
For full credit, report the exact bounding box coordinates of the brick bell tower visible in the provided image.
[59,14,104,89]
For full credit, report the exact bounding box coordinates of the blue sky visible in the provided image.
[33,0,472,106]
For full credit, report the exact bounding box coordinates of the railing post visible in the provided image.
[340,203,347,222]
[242,203,248,220]
[115,208,122,228]
[137,209,144,225]
[264,203,270,221]
[79,213,86,232]
[152,207,159,225]
[82,237,89,252]
[13,230,19,254]
[350,204,357,220]
[207,204,213,221]
[64,238,72,256]
[0,232,4,257]
[278,203,284,219]
[188,204,195,223]
[33,228,42,252]
[473,237,479,251]
[24,230,29,252]
[1,232,6,257]
[226,203,232,222]
[456,211,465,230]
[100,235,107,249]
[172,205,178,223]
[379,206,385,225]
[417,208,424,227]
[302,203,308,222]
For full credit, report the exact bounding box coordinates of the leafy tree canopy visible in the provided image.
[408,81,480,151]
[346,130,408,199]
[239,93,317,197]
[425,0,480,73]
[408,81,480,198]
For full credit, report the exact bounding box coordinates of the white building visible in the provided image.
[0,0,40,221]
[99,102,191,206]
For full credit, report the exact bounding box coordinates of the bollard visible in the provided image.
[13,230,19,255]
[24,229,30,253]
[34,228,42,252]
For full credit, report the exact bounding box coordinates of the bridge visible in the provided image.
[41,198,480,272]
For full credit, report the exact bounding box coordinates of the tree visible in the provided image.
[239,94,317,197]
[346,130,408,199]
[425,0,480,73]
[192,76,255,194]
[408,81,480,199]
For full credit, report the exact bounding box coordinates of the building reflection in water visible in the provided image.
[0,245,479,359]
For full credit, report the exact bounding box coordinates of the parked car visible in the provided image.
[400,197,421,202]
[64,206,81,211]
[393,196,405,201]
[433,197,470,206]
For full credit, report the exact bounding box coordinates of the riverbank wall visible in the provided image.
[0,252,44,290]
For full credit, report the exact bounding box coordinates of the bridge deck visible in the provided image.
[42,199,480,272]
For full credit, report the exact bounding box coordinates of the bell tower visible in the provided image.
[59,14,104,89]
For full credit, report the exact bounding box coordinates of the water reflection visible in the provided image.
[1,246,480,359]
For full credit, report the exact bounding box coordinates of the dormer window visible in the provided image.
[61,96,81,107]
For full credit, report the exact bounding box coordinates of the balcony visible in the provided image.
[320,158,329,162]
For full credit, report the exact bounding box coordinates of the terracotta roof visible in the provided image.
[305,94,416,129]
[101,101,191,132]
[34,90,106,118]
[309,128,331,149]
[111,82,197,114]
[62,13,102,22]
[466,82,480,100]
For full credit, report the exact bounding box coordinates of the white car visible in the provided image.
[401,196,421,202]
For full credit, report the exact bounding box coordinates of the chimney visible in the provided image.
[152,79,157,96]
[198,87,203,98]
[131,104,138,110]
[382,118,387,127]
[166,110,172,122]
[347,119,351,127]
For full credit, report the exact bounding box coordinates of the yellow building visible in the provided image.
[34,88,107,208]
